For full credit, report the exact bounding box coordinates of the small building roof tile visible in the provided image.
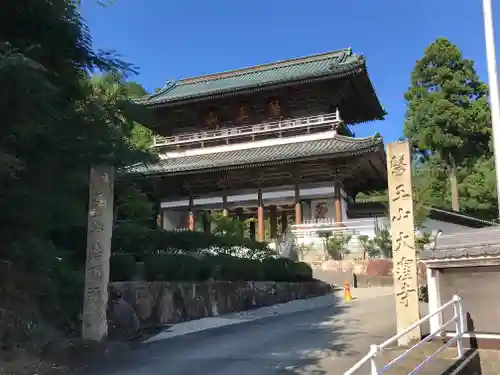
[420,226,500,260]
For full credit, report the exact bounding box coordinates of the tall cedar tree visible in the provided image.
[404,38,491,211]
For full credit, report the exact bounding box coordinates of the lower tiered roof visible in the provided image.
[124,134,384,176]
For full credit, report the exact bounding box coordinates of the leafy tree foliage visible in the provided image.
[357,235,379,259]
[404,38,491,211]
[459,156,498,218]
[0,0,153,337]
[211,211,255,238]
[90,74,157,227]
[372,228,393,258]
[320,232,351,260]
[361,39,497,223]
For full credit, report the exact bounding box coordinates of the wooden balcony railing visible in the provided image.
[152,111,342,148]
[290,218,380,238]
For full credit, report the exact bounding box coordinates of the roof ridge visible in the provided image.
[179,48,353,85]
[334,133,382,142]
[427,206,500,227]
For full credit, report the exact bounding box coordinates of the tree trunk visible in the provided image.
[449,153,460,211]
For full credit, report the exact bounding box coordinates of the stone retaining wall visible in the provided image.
[110,281,333,328]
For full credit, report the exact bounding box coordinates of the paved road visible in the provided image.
[90,287,396,375]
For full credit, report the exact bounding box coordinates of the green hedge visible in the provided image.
[112,224,274,261]
[110,253,137,282]
[143,254,313,282]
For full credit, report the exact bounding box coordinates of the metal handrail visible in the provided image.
[291,226,376,235]
[343,295,465,375]
[290,219,379,236]
[295,218,374,225]
[152,111,342,147]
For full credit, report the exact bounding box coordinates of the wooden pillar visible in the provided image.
[203,211,211,234]
[306,200,312,221]
[82,166,114,341]
[249,221,256,240]
[156,210,163,229]
[387,141,420,346]
[188,197,195,231]
[257,190,265,242]
[334,183,343,226]
[270,205,277,239]
[281,211,288,234]
[236,207,244,237]
[294,185,302,225]
[222,195,228,217]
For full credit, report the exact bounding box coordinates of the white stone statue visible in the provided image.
[277,230,299,261]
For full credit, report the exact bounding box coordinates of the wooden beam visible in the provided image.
[281,211,288,234]
[270,205,277,239]
[257,189,265,242]
[222,195,228,217]
[334,183,343,226]
[249,220,256,240]
[294,185,302,225]
[188,196,195,231]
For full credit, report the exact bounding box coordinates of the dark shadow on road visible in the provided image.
[76,293,393,375]
[441,348,482,375]
[442,313,483,375]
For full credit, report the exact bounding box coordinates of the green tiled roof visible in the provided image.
[135,48,364,106]
[124,135,383,176]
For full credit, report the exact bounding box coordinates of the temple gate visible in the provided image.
[125,48,388,253]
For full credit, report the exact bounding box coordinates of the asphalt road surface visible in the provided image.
[88,287,396,375]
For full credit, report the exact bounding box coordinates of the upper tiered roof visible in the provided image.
[135,48,377,109]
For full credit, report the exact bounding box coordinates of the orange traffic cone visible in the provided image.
[344,280,352,302]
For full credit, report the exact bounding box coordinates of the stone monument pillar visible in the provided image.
[386,141,421,346]
[82,166,114,341]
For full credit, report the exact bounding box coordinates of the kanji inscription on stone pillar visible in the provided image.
[386,141,421,346]
[82,166,114,341]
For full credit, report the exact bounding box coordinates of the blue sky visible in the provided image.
[82,0,499,142]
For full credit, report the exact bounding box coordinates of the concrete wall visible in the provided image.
[310,259,427,288]
[110,280,333,328]
[440,265,500,335]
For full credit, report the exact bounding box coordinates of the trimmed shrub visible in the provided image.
[204,255,264,281]
[144,254,212,281]
[110,253,137,282]
[262,259,314,282]
[112,224,162,260]
[262,258,292,281]
[112,224,275,260]
[142,254,314,282]
[291,262,313,281]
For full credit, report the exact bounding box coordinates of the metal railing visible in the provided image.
[343,295,465,375]
[152,111,342,147]
[290,218,380,237]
